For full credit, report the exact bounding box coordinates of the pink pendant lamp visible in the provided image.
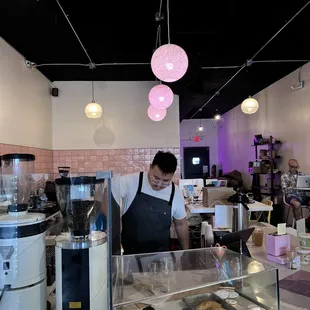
[147,105,167,121]
[150,0,188,83]
[151,44,188,82]
[149,84,174,109]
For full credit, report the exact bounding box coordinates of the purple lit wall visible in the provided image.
[217,63,310,188]
[217,108,257,187]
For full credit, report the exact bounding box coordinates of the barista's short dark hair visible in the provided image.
[151,151,177,175]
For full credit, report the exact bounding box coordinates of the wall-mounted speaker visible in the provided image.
[51,87,59,97]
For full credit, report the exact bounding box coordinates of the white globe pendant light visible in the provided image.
[85,102,102,119]
[85,81,103,119]
[212,110,224,128]
[241,96,259,114]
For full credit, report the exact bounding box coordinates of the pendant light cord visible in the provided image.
[155,0,163,50]
[155,25,161,50]
[92,81,95,102]
[154,15,162,83]
[167,0,171,44]
[159,0,163,16]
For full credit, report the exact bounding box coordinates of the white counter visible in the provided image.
[187,200,273,214]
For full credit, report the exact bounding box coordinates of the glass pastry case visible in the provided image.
[112,247,279,310]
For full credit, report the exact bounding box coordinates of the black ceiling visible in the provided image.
[1,0,310,120]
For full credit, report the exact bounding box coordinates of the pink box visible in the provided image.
[265,234,291,257]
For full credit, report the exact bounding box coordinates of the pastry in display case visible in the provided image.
[112,248,279,310]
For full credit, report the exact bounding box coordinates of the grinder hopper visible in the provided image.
[55,175,105,239]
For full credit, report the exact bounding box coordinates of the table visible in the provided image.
[170,201,273,239]
[187,200,273,214]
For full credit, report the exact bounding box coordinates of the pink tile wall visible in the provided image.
[53,148,180,180]
[0,143,53,173]
[0,144,180,181]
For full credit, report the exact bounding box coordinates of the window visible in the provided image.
[192,157,200,165]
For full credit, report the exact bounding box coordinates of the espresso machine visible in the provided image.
[0,154,47,310]
[54,174,108,310]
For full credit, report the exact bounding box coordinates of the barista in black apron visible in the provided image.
[121,172,175,255]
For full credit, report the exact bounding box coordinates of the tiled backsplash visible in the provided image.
[0,143,180,179]
[53,148,180,179]
[0,143,53,173]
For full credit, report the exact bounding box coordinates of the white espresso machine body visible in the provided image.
[55,233,107,310]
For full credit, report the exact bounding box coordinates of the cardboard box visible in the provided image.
[202,187,235,207]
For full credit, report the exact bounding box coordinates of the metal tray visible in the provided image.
[182,293,236,310]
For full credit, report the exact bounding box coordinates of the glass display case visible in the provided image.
[112,248,279,310]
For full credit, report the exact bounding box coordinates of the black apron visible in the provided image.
[121,172,175,255]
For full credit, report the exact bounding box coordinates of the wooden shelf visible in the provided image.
[250,172,281,175]
[251,140,281,147]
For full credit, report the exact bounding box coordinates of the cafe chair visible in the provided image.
[249,199,273,224]
[262,199,273,224]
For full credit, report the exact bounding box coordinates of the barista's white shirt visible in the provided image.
[112,173,186,220]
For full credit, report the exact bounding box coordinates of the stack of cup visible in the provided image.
[201,221,214,248]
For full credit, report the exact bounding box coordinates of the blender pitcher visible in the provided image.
[0,155,6,203]
[1,153,35,211]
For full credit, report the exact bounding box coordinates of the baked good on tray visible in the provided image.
[196,300,224,310]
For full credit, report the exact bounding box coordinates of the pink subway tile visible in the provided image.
[71,161,78,169]
[114,161,122,167]
[1,144,180,175]
[91,161,98,168]
[102,155,109,162]
[113,155,121,161]
[96,162,103,168]
[133,155,140,161]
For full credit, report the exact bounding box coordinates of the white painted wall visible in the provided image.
[218,63,310,188]
[180,119,218,177]
[52,81,180,149]
[0,38,52,149]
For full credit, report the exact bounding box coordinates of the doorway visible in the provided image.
[183,147,210,179]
